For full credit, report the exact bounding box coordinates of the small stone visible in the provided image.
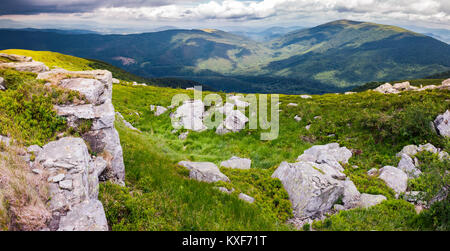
[294,115,302,122]
[367,168,378,176]
[59,180,73,190]
[238,193,255,203]
[47,173,65,183]
[334,204,345,211]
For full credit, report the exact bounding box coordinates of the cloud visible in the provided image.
[0,0,449,29]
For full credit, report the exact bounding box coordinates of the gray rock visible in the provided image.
[294,115,302,122]
[287,103,298,107]
[179,132,189,140]
[0,53,32,62]
[367,168,379,176]
[358,194,387,208]
[116,112,140,132]
[396,145,419,158]
[398,154,422,178]
[59,180,73,190]
[374,83,400,94]
[178,161,229,183]
[334,204,345,211]
[60,78,106,105]
[217,187,234,194]
[0,61,49,73]
[229,95,250,108]
[112,78,120,84]
[0,135,11,147]
[172,100,206,132]
[239,193,255,203]
[434,110,450,137]
[297,143,352,165]
[216,110,248,135]
[393,81,411,90]
[58,200,108,231]
[379,166,408,194]
[220,156,251,169]
[342,179,361,209]
[305,124,311,130]
[48,173,66,183]
[300,95,312,99]
[272,161,344,217]
[27,145,42,156]
[0,77,4,90]
[418,143,439,154]
[151,105,167,116]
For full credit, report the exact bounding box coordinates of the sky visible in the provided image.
[0,0,449,33]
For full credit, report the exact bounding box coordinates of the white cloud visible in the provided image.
[1,0,449,30]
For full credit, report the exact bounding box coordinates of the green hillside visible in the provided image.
[1,20,449,94]
[1,50,449,231]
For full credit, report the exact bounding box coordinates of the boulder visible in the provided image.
[238,193,255,203]
[300,95,312,99]
[229,95,249,108]
[0,53,32,62]
[57,200,108,231]
[378,166,408,194]
[59,78,106,105]
[358,194,387,208]
[112,78,120,84]
[151,105,168,116]
[294,115,302,122]
[0,61,49,73]
[216,110,248,135]
[172,100,206,132]
[287,103,298,107]
[434,110,450,137]
[393,81,411,90]
[272,161,344,217]
[342,179,361,209]
[397,154,422,178]
[0,77,5,90]
[220,156,251,169]
[116,112,140,132]
[374,83,400,94]
[297,143,352,166]
[396,145,419,158]
[418,143,439,154]
[178,161,229,183]
[442,78,450,86]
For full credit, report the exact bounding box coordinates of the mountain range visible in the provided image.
[1,19,449,94]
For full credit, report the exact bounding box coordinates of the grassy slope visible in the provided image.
[110,81,449,230]
[2,50,448,230]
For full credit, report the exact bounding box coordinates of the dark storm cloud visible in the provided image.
[0,0,189,15]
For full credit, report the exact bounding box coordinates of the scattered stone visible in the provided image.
[238,193,255,203]
[393,81,411,90]
[217,187,234,194]
[220,156,251,169]
[229,95,250,108]
[300,95,312,99]
[358,194,386,208]
[112,78,120,84]
[398,154,422,178]
[172,100,206,132]
[378,166,408,194]
[0,77,4,90]
[178,161,230,183]
[294,115,302,122]
[367,168,378,176]
[374,83,400,94]
[287,103,298,107]
[27,145,42,156]
[396,145,419,158]
[0,61,49,73]
[272,161,344,217]
[179,132,189,140]
[434,110,450,137]
[32,169,43,175]
[59,78,106,105]
[305,124,311,130]
[216,110,248,135]
[151,105,167,116]
[342,179,361,209]
[116,112,140,132]
[345,92,356,95]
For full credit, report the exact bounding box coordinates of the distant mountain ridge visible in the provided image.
[0,19,449,94]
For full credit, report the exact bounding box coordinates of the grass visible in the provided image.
[0,144,50,231]
[108,81,449,231]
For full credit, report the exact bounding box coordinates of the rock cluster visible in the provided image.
[374,79,450,94]
[272,143,384,218]
[171,96,250,135]
[0,52,49,73]
[38,69,125,184]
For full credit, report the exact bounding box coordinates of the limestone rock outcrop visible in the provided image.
[35,137,108,231]
[38,69,125,184]
[0,53,49,73]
